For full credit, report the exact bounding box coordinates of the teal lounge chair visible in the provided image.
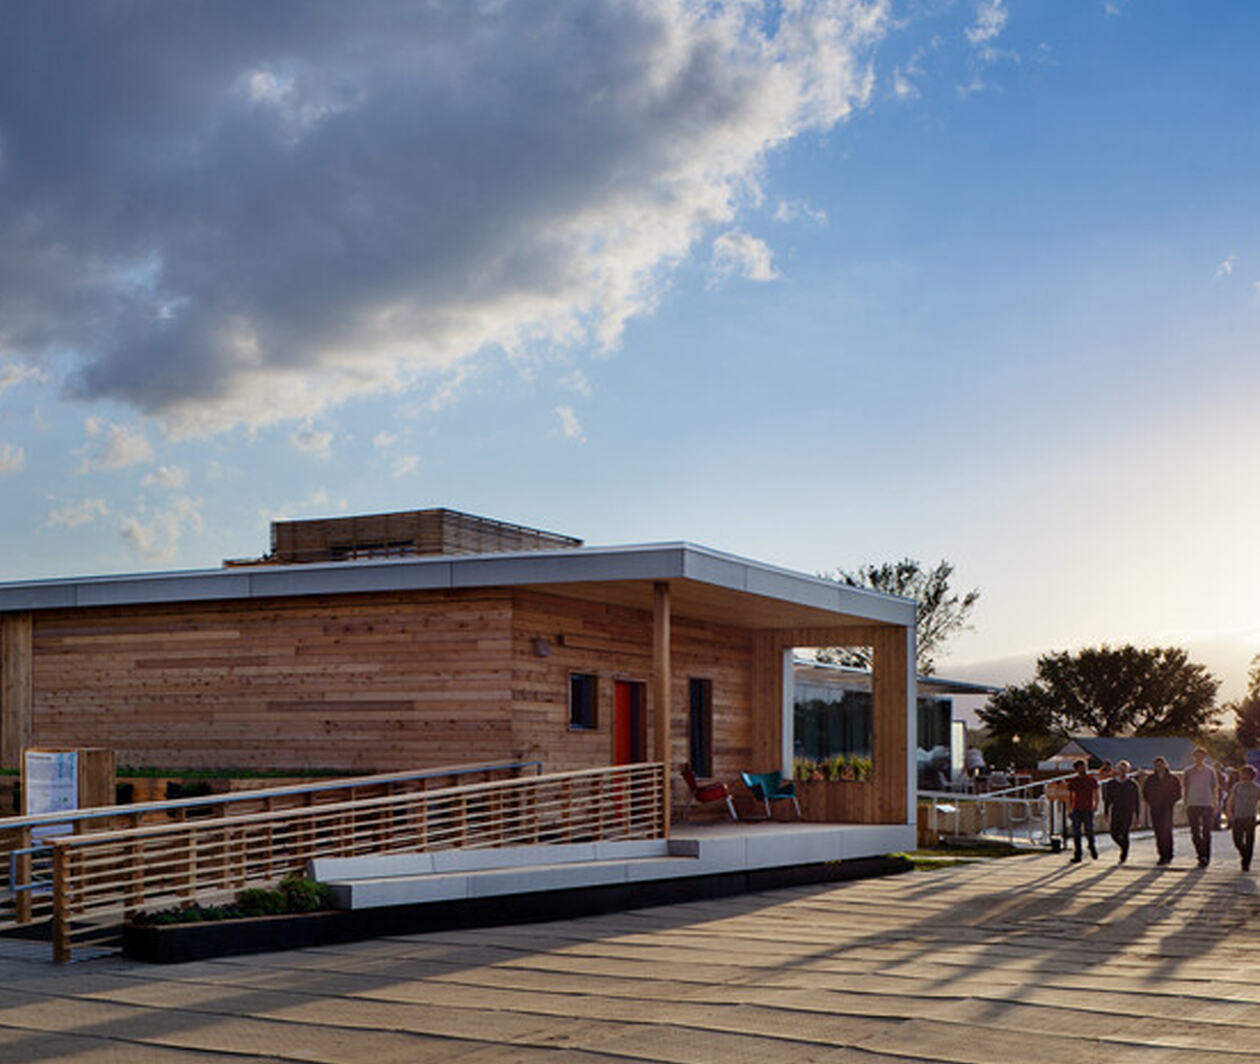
[740,770,801,820]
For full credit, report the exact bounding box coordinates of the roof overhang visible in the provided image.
[793,658,1000,693]
[0,542,915,632]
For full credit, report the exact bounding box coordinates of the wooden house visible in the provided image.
[0,510,917,826]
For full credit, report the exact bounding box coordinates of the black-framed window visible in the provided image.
[688,677,713,776]
[569,673,598,730]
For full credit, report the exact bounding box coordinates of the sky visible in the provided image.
[1,0,1258,701]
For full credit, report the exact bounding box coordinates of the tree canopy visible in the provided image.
[1231,654,1260,750]
[978,644,1220,766]
[815,558,979,675]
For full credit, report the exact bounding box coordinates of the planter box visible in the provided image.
[795,778,880,822]
[124,909,353,964]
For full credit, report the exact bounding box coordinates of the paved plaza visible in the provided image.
[2,847,1260,1063]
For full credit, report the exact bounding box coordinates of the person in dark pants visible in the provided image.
[1182,747,1220,868]
[1066,759,1099,863]
[1226,764,1260,871]
[1104,759,1141,864]
[1143,756,1182,866]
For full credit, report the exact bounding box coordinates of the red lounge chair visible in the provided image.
[681,765,738,821]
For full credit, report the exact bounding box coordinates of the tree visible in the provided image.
[978,644,1220,754]
[815,558,979,675]
[1231,654,1260,750]
[976,683,1065,770]
[1037,645,1219,736]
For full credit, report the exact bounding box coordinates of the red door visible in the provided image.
[613,681,645,764]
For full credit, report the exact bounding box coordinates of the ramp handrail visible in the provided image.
[1,759,540,928]
[918,773,1077,845]
[45,761,666,961]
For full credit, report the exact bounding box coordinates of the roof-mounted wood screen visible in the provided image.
[227,508,582,566]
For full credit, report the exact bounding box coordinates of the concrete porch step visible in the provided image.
[311,839,696,910]
[310,824,916,911]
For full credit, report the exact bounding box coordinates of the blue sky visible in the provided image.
[1,1,1257,698]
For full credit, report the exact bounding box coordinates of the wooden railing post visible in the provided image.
[14,824,31,923]
[51,842,70,963]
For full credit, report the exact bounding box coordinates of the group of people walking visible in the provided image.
[1064,748,1260,870]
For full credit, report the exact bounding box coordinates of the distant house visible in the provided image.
[1041,736,1201,772]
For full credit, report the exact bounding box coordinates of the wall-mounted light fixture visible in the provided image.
[532,637,551,658]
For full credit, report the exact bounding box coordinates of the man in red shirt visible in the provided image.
[1067,759,1100,862]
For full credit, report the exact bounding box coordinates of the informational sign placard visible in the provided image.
[25,750,79,850]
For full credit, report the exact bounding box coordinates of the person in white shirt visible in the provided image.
[1182,747,1220,868]
[1225,765,1260,872]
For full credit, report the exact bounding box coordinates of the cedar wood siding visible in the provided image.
[510,590,753,812]
[21,586,754,797]
[26,590,516,772]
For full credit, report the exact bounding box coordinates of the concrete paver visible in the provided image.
[3,848,1260,1062]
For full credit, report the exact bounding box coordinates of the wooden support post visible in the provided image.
[14,824,31,923]
[871,627,911,825]
[1,613,33,771]
[181,831,197,905]
[652,581,672,835]
[126,813,143,916]
[52,842,70,963]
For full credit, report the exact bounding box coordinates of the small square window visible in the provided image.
[569,673,598,730]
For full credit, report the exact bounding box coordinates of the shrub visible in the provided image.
[133,875,330,925]
[280,872,331,913]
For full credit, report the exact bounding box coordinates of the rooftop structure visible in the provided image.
[226,507,582,567]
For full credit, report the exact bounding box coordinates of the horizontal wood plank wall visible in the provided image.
[510,590,752,814]
[1,613,34,769]
[756,625,908,825]
[28,591,515,772]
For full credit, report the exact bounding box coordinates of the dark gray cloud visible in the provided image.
[0,0,884,433]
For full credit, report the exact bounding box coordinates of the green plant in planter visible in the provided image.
[280,872,332,913]
[849,756,873,781]
[133,874,331,925]
[237,887,288,916]
[824,755,847,781]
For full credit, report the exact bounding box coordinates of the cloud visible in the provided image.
[1215,253,1237,278]
[118,496,203,561]
[289,425,334,458]
[76,417,154,472]
[0,362,45,398]
[709,229,779,284]
[773,199,827,224]
[0,442,23,473]
[0,3,887,435]
[46,497,109,528]
[372,431,397,451]
[554,405,585,442]
[560,369,593,398]
[965,0,1008,47]
[392,454,420,477]
[142,464,189,488]
[257,488,347,528]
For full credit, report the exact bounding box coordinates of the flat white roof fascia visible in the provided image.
[792,657,1000,695]
[0,541,916,626]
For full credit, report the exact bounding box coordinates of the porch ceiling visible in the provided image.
[521,578,894,633]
